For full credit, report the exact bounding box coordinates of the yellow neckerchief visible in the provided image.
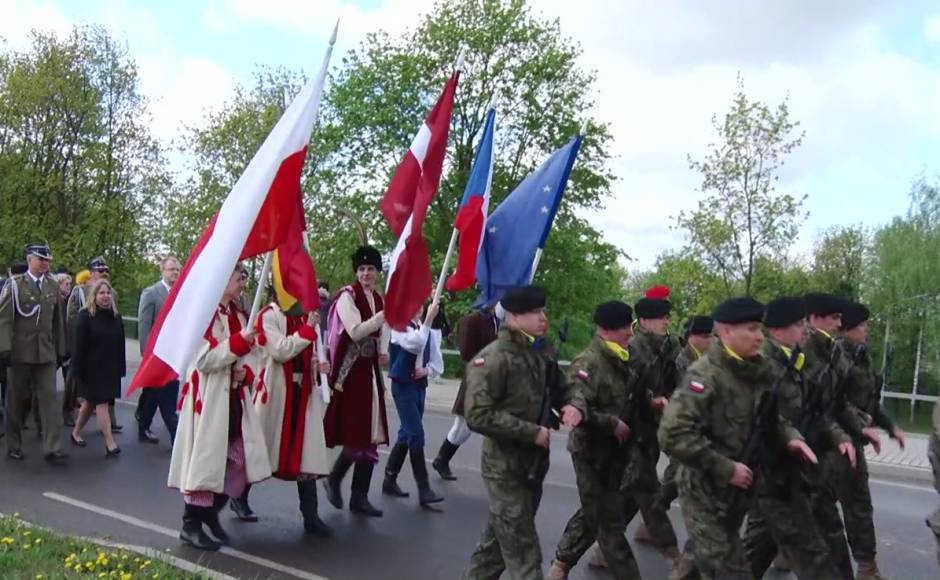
[723,344,745,361]
[690,343,703,359]
[778,344,806,372]
[604,340,630,362]
[519,329,536,345]
[817,328,834,341]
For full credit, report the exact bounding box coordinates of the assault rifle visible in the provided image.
[798,340,845,440]
[717,346,802,522]
[526,316,569,488]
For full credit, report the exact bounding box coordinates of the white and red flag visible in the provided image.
[129,28,336,394]
[381,71,459,330]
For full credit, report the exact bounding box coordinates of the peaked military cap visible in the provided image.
[352,245,382,272]
[712,297,765,324]
[804,292,845,317]
[25,244,52,260]
[764,297,806,328]
[841,302,871,330]
[501,285,546,314]
[684,315,714,337]
[593,301,633,330]
[87,256,109,271]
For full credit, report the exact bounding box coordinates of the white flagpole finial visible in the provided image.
[579,119,588,136]
[329,20,339,45]
[454,45,467,73]
[486,97,497,111]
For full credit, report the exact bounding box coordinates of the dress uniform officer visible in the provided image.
[0,244,68,461]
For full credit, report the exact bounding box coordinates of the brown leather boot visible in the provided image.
[546,560,570,580]
[856,560,885,580]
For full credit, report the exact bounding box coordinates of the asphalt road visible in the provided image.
[0,391,938,579]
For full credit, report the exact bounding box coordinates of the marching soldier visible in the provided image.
[462,285,584,580]
[548,301,641,580]
[659,297,818,579]
[626,286,681,565]
[742,297,838,579]
[839,301,906,580]
[0,244,68,461]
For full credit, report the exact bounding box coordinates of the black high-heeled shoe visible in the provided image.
[105,445,121,458]
[70,433,87,447]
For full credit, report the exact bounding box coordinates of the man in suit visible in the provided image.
[0,244,68,461]
[136,255,181,444]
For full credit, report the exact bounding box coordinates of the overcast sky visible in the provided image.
[3,0,938,270]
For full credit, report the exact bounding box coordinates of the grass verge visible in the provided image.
[0,513,210,580]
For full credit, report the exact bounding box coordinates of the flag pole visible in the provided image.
[315,329,331,404]
[248,251,274,330]
[429,46,469,304]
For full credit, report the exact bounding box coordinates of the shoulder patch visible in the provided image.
[577,369,590,381]
[688,381,706,393]
[473,357,485,367]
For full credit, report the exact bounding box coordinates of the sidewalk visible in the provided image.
[124,338,934,481]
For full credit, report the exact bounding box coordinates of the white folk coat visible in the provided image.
[167,307,272,494]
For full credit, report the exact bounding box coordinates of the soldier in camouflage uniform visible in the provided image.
[839,302,906,580]
[547,301,641,580]
[801,292,868,580]
[0,244,68,461]
[928,395,940,566]
[742,297,839,579]
[623,286,681,562]
[659,297,818,579]
[462,286,585,580]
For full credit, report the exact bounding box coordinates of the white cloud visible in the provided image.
[0,0,72,47]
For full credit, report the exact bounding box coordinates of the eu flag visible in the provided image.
[476,134,583,305]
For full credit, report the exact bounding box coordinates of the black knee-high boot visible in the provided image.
[298,479,332,537]
[203,494,231,544]
[410,447,443,506]
[229,484,257,521]
[349,461,383,517]
[382,442,410,498]
[431,438,459,480]
[179,503,220,551]
[323,452,354,509]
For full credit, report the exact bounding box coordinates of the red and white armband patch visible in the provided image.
[577,369,590,381]
[473,357,485,367]
[688,380,706,393]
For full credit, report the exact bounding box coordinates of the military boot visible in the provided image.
[546,560,571,580]
[382,443,410,498]
[323,453,353,509]
[297,480,332,537]
[856,560,885,580]
[587,542,608,568]
[203,495,231,545]
[349,461,383,517]
[431,439,459,480]
[229,485,257,522]
[179,504,220,551]
[409,447,443,506]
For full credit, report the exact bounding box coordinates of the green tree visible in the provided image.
[677,76,807,296]
[810,225,867,300]
[0,26,169,308]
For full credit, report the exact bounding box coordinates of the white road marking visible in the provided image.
[869,478,935,493]
[42,492,328,580]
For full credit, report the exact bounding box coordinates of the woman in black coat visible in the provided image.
[70,279,125,456]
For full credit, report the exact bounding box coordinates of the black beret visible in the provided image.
[501,285,546,314]
[804,292,844,317]
[841,302,870,330]
[593,301,633,330]
[685,315,714,337]
[25,244,52,260]
[764,297,806,328]
[352,246,382,272]
[712,297,765,324]
[634,297,672,319]
[87,256,108,271]
[52,265,71,276]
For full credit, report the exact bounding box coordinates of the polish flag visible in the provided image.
[382,72,459,330]
[129,28,337,394]
[445,106,495,291]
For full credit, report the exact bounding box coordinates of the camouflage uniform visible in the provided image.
[551,336,640,579]
[801,328,858,579]
[625,326,680,553]
[658,341,705,510]
[463,328,585,580]
[742,338,839,579]
[928,397,940,566]
[659,341,802,579]
[839,338,897,568]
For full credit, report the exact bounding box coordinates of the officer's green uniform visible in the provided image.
[742,338,839,579]
[801,328,857,579]
[927,397,940,566]
[463,327,585,580]
[552,336,640,579]
[626,325,679,553]
[839,337,896,570]
[0,272,66,456]
[659,339,802,579]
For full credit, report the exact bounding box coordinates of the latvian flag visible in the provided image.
[381,72,459,331]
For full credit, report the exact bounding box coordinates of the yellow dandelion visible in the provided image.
[99,573,107,579]
[34,538,42,544]
[121,573,132,580]
[122,554,129,560]
[1,536,15,544]
[23,530,31,536]
[35,575,43,579]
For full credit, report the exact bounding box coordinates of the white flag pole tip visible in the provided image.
[454,46,467,73]
[329,20,339,45]
[579,119,588,137]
